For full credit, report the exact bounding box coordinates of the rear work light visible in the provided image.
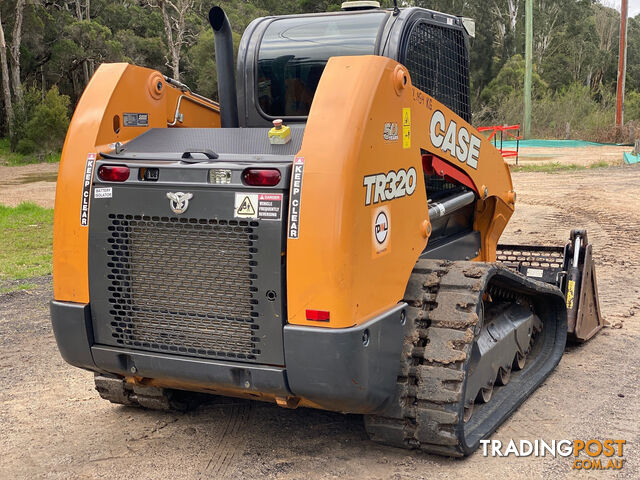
[98,165,130,182]
[306,310,330,322]
[242,168,281,187]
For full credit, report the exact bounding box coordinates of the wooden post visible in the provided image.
[524,0,533,139]
[616,0,628,128]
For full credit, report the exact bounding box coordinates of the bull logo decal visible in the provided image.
[166,192,193,214]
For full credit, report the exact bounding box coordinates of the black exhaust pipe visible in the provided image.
[209,6,239,128]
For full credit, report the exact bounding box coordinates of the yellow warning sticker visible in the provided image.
[235,193,258,218]
[566,279,575,309]
[402,107,411,149]
[403,108,411,126]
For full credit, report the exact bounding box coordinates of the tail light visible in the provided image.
[306,310,330,322]
[243,168,281,186]
[98,165,130,182]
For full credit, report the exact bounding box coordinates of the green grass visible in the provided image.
[0,137,61,166]
[0,282,37,294]
[588,160,610,169]
[510,162,586,173]
[0,203,54,283]
[510,161,611,173]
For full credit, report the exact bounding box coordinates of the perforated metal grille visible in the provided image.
[105,214,261,361]
[424,175,462,199]
[497,247,564,269]
[497,245,566,285]
[403,21,471,122]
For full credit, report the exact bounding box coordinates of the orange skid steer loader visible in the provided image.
[50,3,602,456]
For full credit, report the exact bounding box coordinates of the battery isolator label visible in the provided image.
[94,187,113,199]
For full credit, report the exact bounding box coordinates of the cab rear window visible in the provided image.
[257,13,386,118]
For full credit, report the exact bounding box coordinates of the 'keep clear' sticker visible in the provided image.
[288,157,305,239]
[80,153,96,226]
[234,193,282,220]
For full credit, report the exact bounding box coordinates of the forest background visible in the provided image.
[1,0,639,161]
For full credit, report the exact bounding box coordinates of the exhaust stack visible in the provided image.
[209,6,239,128]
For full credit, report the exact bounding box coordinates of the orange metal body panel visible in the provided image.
[286,56,515,328]
[53,64,219,302]
[55,57,513,332]
[129,376,322,410]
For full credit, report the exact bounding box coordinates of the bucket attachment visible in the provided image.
[497,229,603,343]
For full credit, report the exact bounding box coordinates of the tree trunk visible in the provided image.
[159,1,180,81]
[149,0,194,81]
[86,0,95,76]
[81,56,90,85]
[9,0,26,105]
[75,0,90,86]
[0,10,14,138]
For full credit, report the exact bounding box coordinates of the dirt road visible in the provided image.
[1,166,639,479]
[0,163,58,208]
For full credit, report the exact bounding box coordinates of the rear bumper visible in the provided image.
[50,300,406,414]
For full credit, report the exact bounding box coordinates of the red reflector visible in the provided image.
[306,309,330,322]
[98,165,130,182]
[243,168,281,186]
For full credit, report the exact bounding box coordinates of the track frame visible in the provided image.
[365,259,567,456]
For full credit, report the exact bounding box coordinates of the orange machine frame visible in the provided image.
[54,57,515,334]
[53,64,220,303]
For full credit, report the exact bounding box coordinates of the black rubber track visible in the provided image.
[94,373,205,411]
[364,259,567,456]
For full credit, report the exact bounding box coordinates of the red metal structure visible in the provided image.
[477,124,522,164]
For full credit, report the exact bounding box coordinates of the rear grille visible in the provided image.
[105,214,261,360]
[403,21,471,122]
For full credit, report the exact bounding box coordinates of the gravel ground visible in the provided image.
[512,145,630,167]
[1,166,639,479]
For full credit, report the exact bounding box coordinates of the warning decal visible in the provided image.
[234,192,282,220]
[236,195,257,217]
[80,153,96,226]
[257,194,282,220]
[402,107,412,149]
[288,157,305,239]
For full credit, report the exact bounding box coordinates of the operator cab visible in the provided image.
[237,7,473,127]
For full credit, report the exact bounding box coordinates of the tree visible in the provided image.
[0,9,14,137]
[479,54,546,112]
[624,12,639,91]
[0,0,638,142]
[17,85,70,154]
[75,0,91,85]
[147,0,195,81]
[7,0,26,105]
